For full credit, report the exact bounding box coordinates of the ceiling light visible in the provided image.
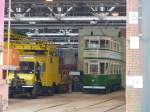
[46,0,53,2]
[112,13,119,16]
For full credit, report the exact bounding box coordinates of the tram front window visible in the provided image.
[19,62,35,73]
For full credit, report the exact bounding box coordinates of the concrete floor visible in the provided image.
[5,91,125,112]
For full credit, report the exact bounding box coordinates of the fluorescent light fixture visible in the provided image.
[112,12,119,16]
[46,0,53,2]
[108,7,115,12]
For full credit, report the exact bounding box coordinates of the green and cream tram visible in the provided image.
[78,28,124,92]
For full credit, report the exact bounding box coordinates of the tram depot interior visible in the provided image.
[0,0,137,112]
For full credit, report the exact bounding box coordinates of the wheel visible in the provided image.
[55,84,61,94]
[105,87,111,94]
[30,84,38,98]
[9,92,14,98]
[9,87,15,98]
[47,87,54,96]
[82,89,88,93]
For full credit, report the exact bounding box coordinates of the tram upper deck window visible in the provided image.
[117,44,120,52]
[89,40,99,48]
[85,40,89,48]
[105,40,110,49]
[110,41,112,50]
[114,42,117,51]
[89,64,98,74]
[100,40,105,48]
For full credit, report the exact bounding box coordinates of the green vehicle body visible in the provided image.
[83,74,121,90]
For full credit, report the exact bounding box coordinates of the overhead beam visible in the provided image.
[4,16,126,21]
[27,33,78,36]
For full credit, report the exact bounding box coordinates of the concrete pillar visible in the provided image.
[0,0,8,110]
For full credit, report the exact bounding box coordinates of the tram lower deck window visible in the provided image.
[90,64,98,74]
[84,63,88,73]
[100,63,105,74]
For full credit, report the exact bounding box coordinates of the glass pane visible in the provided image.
[90,64,98,74]
[100,40,105,48]
[41,63,46,72]
[114,65,117,74]
[89,40,99,48]
[114,42,117,51]
[19,61,34,73]
[119,65,121,74]
[111,41,113,50]
[85,40,89,48]
[84,63,88,74]
[100,63,105,74]
[106,40,110,49]
[111,64,114,74]
[105,63,109,74]
[117,44,120,52]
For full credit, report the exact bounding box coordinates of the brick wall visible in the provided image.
[126,0,144,111]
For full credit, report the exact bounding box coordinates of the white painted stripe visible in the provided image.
[22,86,33,88]
[83,86,106,89]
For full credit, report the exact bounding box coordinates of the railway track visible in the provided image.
[103,104,125,112]
[33,95,125,112]
[33,103,69,112]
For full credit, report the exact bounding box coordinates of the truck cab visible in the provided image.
[8,45,61,98]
